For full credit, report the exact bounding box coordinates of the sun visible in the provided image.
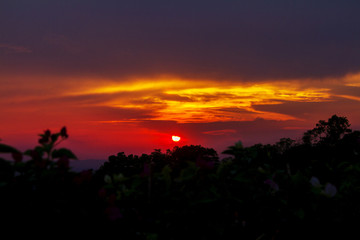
[172,135,181,142]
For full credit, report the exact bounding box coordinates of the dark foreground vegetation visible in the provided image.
[1,115,360,238]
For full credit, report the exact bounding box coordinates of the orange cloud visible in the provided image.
[67,77,331,123]
[343,72,360,87]
[1,73,360,160]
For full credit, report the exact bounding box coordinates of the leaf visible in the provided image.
[175,163,198,182]
[60,126,68,138]
[0,143,20,153]
[294,208,305,220]
[24,146,44,155]
[233,173,251,183]
[161,165,172,189]
[43,142,53,153]
[52,148,78,160]
[191,197,217,205]
[264,179,279,191]
[104,175,112,184]
[11,152,23,162]
[51,133,60,143]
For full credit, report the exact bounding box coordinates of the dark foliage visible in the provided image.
[1,115,360,238]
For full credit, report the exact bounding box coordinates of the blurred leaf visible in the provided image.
[145,233,158,240]
[44,129,51,137]
[191,197,217,205]
[264,179,279,191]
[294,208,305,220]
[0,143,20,153]
[104,175,112,184]
[339,180,352,192]
[23,146,45,159]
[130,176,142,190]
[43,143,53,153]
[344,165,354,172]
[60,126,68,138]
[113,173,127,183]
[11,152,23,162]
[24,149,31,155]
[161,165,172,189]
[209,185,221,198]
[52,148,78,159]
[233,173,251,183]
[51,133,60,143]
[175,162,198,182]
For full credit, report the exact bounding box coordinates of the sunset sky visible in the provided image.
[1,0,360,162]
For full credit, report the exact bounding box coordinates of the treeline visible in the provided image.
[0,115,360,239]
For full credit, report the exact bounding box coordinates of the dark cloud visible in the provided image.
[202,129,237,136]
[1,0,360,80]
[0,43,32,54]
[252,97,360,122]
[138,117,305,148]
[80,106,157,121]
[331,86,360,97]
[253,101,326,118]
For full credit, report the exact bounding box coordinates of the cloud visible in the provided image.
[80,106,158,122]
[202,129,237,136]
[0,43,32,53]
[134,118,307,152]
[0,74,338,125]
[336,95,360,102]
[42,34,82,54]
[331,85,360,98]
[2,1,360,80]
[1,0,360,160]
[253,97,360,127]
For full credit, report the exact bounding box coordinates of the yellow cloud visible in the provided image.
[71,77,331,123]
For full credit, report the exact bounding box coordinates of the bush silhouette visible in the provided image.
[0,115,360,238]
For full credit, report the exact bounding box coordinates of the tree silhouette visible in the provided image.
[0,116,360,238]
[302,114,352,145]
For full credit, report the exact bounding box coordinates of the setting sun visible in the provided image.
[172,135,181,142]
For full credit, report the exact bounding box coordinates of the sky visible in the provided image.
[1,0,360,163]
